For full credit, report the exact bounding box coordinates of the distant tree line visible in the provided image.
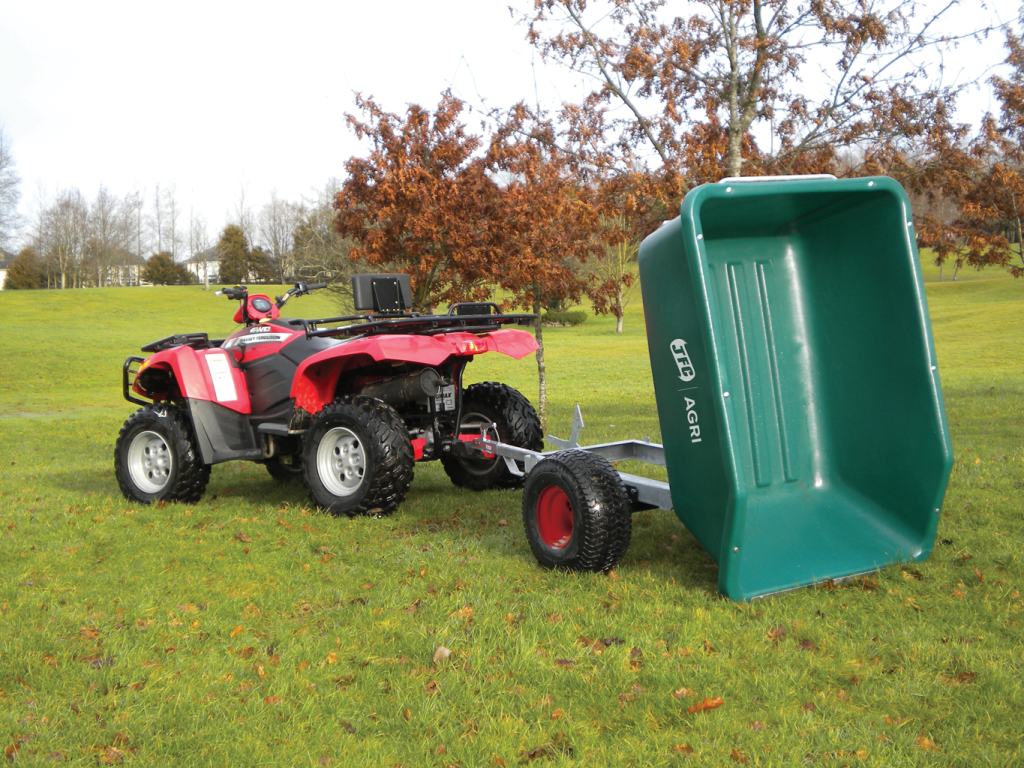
[0,173,360,292]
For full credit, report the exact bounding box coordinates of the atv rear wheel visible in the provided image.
[302,396,414,517]
[264,455,303,482]
[441,382,542,491]
[114,404,210,505]
[522,450,632,572]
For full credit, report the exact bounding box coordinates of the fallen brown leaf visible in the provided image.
[100,747,125,765]
[945,671,978,685]
[672,744,694,754]
[688,696,724,714]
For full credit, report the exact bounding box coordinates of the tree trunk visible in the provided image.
[533,296,547,431]
[614,290,624,334]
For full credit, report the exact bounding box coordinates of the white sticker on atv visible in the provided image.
[239,333,291,345]
[670,339,696,382]
[205,353,237,402]
[434,385,455,412]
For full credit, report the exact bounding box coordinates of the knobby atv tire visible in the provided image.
[522,450,632,572]
[114,404,211,505]
[441,382,543,491]
[263,455,303,482]
[302,395,414,517]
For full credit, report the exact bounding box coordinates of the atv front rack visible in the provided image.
[140,332,215,353]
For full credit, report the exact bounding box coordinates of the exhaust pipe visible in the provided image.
[357,368,445,405]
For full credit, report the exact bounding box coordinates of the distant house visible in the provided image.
[0,249,14,290]
[185,249,219,285]
[106,249,146,287]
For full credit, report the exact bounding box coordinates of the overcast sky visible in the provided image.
[0,0,1013,251]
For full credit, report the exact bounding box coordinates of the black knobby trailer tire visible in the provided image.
[302,395,414,517]
[114,404,211,505]
[521,449,632,572]
[441,381,543,491]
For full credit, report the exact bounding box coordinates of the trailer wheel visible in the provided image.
[441,382,542,491]
[522,450,632,572]
[303,396,414,517]
[114,404,211,505]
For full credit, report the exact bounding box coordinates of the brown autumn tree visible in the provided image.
[590,171,671,333]
[524,0,984,184]
[335,93,502,312]
[487,104,619,425]
[953,30,1024,277]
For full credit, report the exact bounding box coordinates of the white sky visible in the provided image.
[0,0,1013,251]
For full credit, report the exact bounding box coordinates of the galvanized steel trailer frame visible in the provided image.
[465,405,675,514]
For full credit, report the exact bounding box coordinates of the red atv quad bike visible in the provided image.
[114,274,543,516]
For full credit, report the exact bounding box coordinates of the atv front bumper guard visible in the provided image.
[122,356,149,407]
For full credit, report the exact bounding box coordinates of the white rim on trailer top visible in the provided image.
[127,430,173,494]
[317,427,365,497]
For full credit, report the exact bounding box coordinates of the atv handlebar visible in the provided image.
[275,281,328,309]
[215,286,248,300]
[214,282,328,309]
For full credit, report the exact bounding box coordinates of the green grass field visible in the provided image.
[1,264,1022,766]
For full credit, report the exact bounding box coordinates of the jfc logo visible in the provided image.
[670,339,695,382]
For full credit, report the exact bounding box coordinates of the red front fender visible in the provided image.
[291,328,537,414]
[134,346,251,414]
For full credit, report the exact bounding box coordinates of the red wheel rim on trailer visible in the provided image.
[536,485,573,549]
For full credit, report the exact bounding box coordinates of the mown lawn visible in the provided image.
[0,268,1022,767]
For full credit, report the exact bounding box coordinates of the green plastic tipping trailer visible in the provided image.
[638,175,954,601]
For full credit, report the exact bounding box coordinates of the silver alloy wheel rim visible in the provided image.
[317,427,365,497]
[127,430,173,494]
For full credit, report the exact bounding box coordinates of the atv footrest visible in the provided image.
[257,423,290,436]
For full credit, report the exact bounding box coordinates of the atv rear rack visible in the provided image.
[299,304,536,340]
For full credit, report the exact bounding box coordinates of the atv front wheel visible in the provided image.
[441,382,542,491]
[302,396,414,517]
[114,405,210,505]
[522,450,632,572]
